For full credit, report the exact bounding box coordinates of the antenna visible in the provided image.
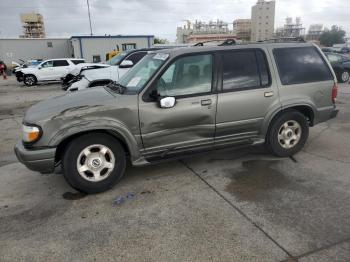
[86,0,93,36]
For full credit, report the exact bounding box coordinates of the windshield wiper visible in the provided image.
[106,81,127,94]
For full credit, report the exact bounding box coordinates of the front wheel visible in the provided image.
[266,110,309,157]
[23,75,37,86]
[62,133,126,194]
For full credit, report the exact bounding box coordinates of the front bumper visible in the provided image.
[14,142,56,174]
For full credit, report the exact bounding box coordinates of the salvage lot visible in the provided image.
[0,77,350,261]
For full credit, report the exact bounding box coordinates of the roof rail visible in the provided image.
[257,37,306,43]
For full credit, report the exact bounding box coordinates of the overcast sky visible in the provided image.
[0,0,349,41]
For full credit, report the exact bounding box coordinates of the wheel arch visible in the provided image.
[55,129,134,165]
[263,104,315,137]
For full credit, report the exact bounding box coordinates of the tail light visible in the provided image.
[332,83,338,104]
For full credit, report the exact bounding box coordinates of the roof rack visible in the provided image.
[193,39,237,47]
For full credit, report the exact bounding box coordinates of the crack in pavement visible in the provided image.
[292,237,350,261]
[179,159,296,261]
[301,150,350,164]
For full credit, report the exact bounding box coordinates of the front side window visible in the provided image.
[118,53,169,92]
[126,52,147,64]
[221,50,261,91]
[274,47,333,85]
[41,61,53,68]
[106,51,129,65]
[53,60,69,67]
[156,54,213,97]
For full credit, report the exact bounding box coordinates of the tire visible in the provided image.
[339,70,350,83]
[266,110,309,157]
[62,133,126,194]
[24,74,37,86]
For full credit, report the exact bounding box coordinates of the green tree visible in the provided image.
[154,37,169,44]
[320,25,346,47]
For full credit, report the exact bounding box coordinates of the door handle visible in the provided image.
[201,99,212,106]
[264,91,274,97]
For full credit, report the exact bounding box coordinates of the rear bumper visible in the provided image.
[314,106,339,125]
[14,142,56,174]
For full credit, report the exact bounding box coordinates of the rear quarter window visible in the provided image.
[273,47,333,85]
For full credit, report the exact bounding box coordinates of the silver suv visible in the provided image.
[15,43,339,193]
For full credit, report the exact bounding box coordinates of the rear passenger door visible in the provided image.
[52,60,71,79]
[215,48,280,146]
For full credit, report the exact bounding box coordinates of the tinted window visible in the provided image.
[274,47,333,85]
[126,52,147,64]
[71,60,85,65]
[157,54,212,97]
[326,53,342,63]
[53,60,69,67]
[221,50,260,91]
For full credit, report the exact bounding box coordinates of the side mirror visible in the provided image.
[159,97,176,109]
[38,66,42,70]
[119,60,133,68]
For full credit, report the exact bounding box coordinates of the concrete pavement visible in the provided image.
[0,77,349,261]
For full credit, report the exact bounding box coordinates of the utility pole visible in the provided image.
[87,0,93,36]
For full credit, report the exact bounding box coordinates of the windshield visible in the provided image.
[118,53,169,92]
[106,51,129,65]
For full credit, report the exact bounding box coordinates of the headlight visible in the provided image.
[22,124,41,143]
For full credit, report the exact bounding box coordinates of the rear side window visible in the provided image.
[274,47,333,85]
[221,49,270,91]
[53,60,69,67]
[71,60,85,65]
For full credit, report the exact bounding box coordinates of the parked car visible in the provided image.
[17,58,85,86]
[13,59,43,75]
[61,63,110,90]
[15,43,339,193]
[321,47,334,53]
[324,52,350,82]
[333,46,350,54]
[66,48,170,92]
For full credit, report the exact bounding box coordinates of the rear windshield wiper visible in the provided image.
[106,81,127,94]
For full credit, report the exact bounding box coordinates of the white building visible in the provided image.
[251,0,275,42]
[0,35,154,65]
[70,35,154,62]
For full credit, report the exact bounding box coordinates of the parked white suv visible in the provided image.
[19,58,85,86]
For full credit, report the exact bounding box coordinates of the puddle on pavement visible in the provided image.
[225,160,294,202]
[62,192,86,200]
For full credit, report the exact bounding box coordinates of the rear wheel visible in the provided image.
[62,133,126,194]
[266,110,309,157]
[24,75,37,86]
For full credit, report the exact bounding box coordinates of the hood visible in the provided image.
[82,66,116,81]
[24,87,116,124]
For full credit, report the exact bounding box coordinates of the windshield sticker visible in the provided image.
[127,76,142,87]
[153,53,169,61]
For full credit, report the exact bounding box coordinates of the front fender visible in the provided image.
[48,117,142,162]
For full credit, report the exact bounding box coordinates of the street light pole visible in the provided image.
[87,0,93,36]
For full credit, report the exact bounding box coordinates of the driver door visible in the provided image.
[139,53,217,157]
[37,60,55,80]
